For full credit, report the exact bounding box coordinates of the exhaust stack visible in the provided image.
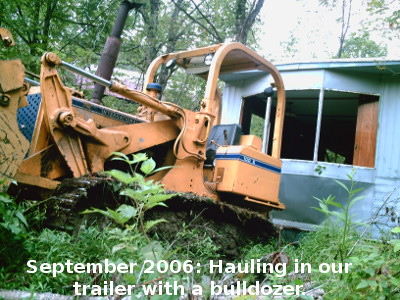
[91,1,141,104]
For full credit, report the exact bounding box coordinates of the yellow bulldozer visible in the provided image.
[0,27,286,226]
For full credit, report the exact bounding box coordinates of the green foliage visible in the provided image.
[324,149,346,164]
[344,249,399,298]
[0,0,120,73]
[0,180,30,268]
[173,225,221,261]
[249,114,264,139]
[0,182,28,236]
[2,0,265,102]
[340,32,388,58]
[301,170,400,298]
[83,204,137,227]
[1,224,149,294]
[367,0,400,31]
[391,226,400,252]
[238,222,400,299]
[0,172,398,299]
[101,96,139,115]
[83,152,175,239]
[312,170,365,265]
[162,68,206,111]
[315,164,327,175]
[316,0,392,59]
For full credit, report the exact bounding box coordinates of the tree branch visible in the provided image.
[189,0,223,42]
[235,0,265,44]
[337,0,352,57]
[171,0,223,42]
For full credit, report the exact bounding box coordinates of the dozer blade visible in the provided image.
[0,59,30,187]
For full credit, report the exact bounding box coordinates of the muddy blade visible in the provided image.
[0,58,30,187]
[0,102,30,187]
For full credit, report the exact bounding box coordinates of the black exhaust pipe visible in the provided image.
[91,1,141,104]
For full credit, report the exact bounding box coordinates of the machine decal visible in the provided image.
[215,153,281,174]
[71,98,142,124]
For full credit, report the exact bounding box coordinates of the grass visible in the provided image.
[0,217,222,295]
[1,168,399,299]
[0,213,399,298]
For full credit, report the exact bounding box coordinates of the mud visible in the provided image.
[45,175,277,258]
[146,194,277,258]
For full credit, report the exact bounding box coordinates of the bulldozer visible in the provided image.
[0,26,286,228]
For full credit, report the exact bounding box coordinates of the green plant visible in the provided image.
[0,179,30,268]
[0,179,28,236]
[324,149,346,164]
[391,226,400,252]
[314,164,326,175]
[174,226,221,261]
[83,152,176,239]
[312,170,365,269]
[346,249,400,298]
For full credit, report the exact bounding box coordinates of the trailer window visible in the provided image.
[241,90,379,167]
[281,90,379,167]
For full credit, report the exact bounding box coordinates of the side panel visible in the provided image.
[214,145,283,208]
[375,77,400,178]
[324,70,381,95]
[272,160,376,231]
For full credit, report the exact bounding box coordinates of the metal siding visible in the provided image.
[222,75,271,124]
[281,70,324,90]
[372,177,400,230]
[323,70,381,94]
[271,159,375,230]
[240,75,273,97]
[221,82,243,124]
[273,160,375,230]
[376,78,400,178]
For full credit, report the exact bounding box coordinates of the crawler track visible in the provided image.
[46,175,277,257]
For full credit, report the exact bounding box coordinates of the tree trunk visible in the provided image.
[336,0,352,58]
[234,0,265,44]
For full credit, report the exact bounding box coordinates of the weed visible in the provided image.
[0,179,28,236]
[0,179,30,269]
[303,170,400,298]
[391,226,400,252]
[83,152,176,239]
[312,169,365,266]
[174,225,221,261]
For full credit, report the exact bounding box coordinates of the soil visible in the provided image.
[146,194,277,258]
[44,174,277,258]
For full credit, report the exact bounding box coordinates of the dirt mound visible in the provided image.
[44,175,277,257]
[146,194,277,258]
